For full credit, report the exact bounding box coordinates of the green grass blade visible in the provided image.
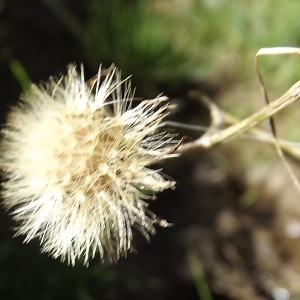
[186,243,214,300]
[9,59,32,90]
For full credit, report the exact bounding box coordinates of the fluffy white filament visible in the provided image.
[0,65,178,266]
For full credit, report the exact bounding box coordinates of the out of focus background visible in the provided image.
[1,0,300,299]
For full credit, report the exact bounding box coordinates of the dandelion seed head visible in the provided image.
[0,65,178,266]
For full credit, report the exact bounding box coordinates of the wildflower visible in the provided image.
[0,65,178,266]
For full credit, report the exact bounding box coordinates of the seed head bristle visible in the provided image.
[0,65,178,266]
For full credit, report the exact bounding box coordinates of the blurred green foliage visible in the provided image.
[43,0,300,95]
